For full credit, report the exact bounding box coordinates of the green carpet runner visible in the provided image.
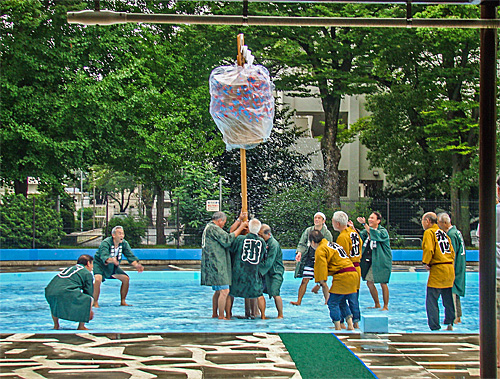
[279,333,376,379]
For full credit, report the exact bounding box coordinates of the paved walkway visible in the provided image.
[1,332,496,378]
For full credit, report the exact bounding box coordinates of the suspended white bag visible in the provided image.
[209,65,275,151]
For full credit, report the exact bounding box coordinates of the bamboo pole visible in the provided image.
[237,34,248,220]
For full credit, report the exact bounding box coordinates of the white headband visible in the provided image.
[314,212,326,221]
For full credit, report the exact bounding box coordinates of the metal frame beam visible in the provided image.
[67,10,500,28]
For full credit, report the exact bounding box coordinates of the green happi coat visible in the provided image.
[229,233,267,298]
[45,264,94,323]
[447,225,466,297]
[259,236,285,298]
[294,224,333,278]
[94,237,139,280]
[360,225,392,283]
[201,222,236,286]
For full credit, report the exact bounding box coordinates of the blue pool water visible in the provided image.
[0,271,479,333]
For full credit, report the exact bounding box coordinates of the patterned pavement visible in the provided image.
[1,332,496,378]
[0,332,300,378]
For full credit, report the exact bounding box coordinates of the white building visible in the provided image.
[281,90,386,201]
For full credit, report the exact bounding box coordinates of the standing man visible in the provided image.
[421,212,455,331]
[201,211,248,320]
[437,212,466,323]
[311,230,359,330]
[259,223,285,319]
[45,254,94,330]
[291,212,333,306]
[333,211,362,329]
[93,226,144,308]
[227,218,268,319]
[356,212,392,311]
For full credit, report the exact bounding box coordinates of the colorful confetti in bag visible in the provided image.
[210,65,275,150]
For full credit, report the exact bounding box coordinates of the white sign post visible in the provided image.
[206,200,220,212]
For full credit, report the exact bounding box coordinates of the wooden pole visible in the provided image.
[237,33,248,220]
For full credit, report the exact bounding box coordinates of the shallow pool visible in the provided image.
[0,271,479,333]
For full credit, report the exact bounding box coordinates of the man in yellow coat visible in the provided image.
[333,211,362,329]
[311,230,359,330]
[422,212,455,331]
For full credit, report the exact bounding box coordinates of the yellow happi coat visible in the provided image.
[422,224,455,288]
[314,239,358,295]
[336,227,362,290]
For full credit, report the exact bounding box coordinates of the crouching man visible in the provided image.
[45,254,94,330]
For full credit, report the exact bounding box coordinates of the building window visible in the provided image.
[360,180,383,198]
[296,112,348,138]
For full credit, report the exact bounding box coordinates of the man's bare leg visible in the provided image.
[93,275,103,308]
[366,281,381,309]
[346,316,354,331]
[311,284,320,294]
[225,295,234,319]
[114,274,131,306]
[291,278,310,306]
[381,283,389,311]
[217,288,230,319]
[77,322,89,330]
[258,296,266,320]
[212,291,220,318]
[334,321,342,330]
[52,315,60,330]
[274,296,284,319]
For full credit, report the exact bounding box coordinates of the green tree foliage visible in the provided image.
[214,105,313,218]
[170,162,229,246]
[0,194,64,248]
[93,166,137,213]
[106,216,147,248]
[239,2,386,207]
[0,0,115,195]
[357,4,482,243]
[260,185,331,248]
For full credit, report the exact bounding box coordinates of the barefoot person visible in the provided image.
[259,224,285,319]
[437,212,466,324]
[311,230,359,330]
[45,254,94,330]
[333,211,362,329]
[93,226,144,307]
[357,212,392,311]
[201,211,248,319]
[422,212,455,331]
[226,218,268,319]
[292,212,333,306]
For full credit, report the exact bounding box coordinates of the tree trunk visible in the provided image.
[450,154,472,246]
[14,179,28,197]
[321,95,342,209]
[155,184,166,245]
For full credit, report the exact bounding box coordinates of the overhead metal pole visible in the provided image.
[479,1,498,378]
[67,10,500,28]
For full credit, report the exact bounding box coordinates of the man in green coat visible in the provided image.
[45,254,94,330]
[357,211,392,311]
[201,211,248,319]
[227,218,268,319]
[438,212,466,323]
[291,212,333,306]
[259,223,285,319]
[93,226,144,308]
